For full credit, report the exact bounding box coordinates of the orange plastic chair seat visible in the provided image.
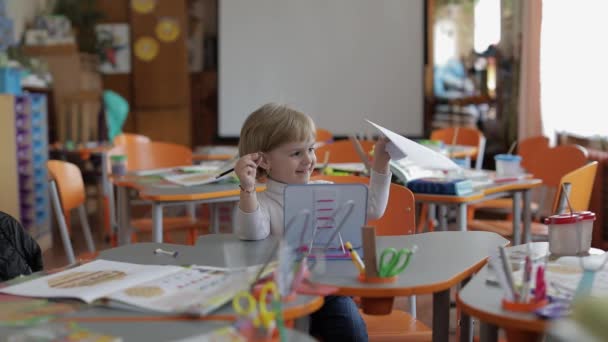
[468,219,548,238]
[360,310,432,342]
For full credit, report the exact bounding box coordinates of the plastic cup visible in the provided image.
[494,154,522,178]
[545,211,595,255]
[110,155,128,176]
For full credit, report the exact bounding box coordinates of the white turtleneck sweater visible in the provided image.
[234,170,392,240]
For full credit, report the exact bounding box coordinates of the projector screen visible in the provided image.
[219,0,424,138]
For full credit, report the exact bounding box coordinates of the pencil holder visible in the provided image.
[357,273,397,284]
[501,298,548,312]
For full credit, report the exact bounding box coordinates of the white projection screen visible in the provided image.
[219,0,424,138]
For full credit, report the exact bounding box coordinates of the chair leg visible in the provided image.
[409,295,417,319]
[49,180,76,265]
[78,205,96,253]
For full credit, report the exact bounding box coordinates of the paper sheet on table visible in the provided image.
[366,120,461,170]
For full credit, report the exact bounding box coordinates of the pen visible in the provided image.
[215,168,234,179]
[345,242,365,274]
[154,248,178,257]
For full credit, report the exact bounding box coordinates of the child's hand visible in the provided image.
[372,136,391,174]
[235,153,261,192]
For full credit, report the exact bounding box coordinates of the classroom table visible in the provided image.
[456,242,606,342]
[113,173,264,244]
[0,316,315,341]
[415,177,542,245]
[194,231,509,342]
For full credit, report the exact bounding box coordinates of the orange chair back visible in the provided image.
[315,128,334,145]
[552,161,598,213]
[518,136,550,172]
[525,144,588,187]
[108,141,193,172]
[315,139,375,163]
[113,133,151,146]
[311,175,416,235]
[430,127,485,160]
[47,160,86,211]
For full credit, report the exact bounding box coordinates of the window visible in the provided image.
[541,1,608,139]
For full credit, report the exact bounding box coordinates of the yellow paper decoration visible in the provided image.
[134,37,159,62]
[156,18,180,42]
[131,0,156,14]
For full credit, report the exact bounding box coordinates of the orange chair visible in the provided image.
[107,141,210,245]
[47,160,98,265]
[315,139,376,164]
[468,136,551,219]
[315,128,334,146]
[311,175,431,342]
[431,126,486,170]
[113,133,151,146]
[469,161,598,241]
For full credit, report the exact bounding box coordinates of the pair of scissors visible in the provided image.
[232,281,280,328]
[378,247,415,277]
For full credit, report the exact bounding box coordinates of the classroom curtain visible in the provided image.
[517,0,543,142]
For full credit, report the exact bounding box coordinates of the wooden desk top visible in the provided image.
[192,232,508,297]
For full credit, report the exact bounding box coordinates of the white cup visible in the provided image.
[494,154,522,178]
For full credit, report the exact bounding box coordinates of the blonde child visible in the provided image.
[234,103,392,341]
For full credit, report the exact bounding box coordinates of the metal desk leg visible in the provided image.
[428,203,437,231]
[512,192,522,245]
[433,289,450,342]
[479,322,498,342]
[117,186,131,245]
[439,205,448,231]
[457,203,467,232]
[459,277,473,342]
[152,203,163,243]
[523,189,532,243]
[211,203,220,233]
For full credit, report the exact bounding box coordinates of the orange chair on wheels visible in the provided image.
[311,175,432,342]
[469,161,598,241]
[47,160,98,265]
[107,141,210,245]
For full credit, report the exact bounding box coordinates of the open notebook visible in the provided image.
[0,260,270,315]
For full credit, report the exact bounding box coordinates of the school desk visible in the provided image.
[0,320,315,341]
[415,178,542,245]
[191,231,509,342]
[112,173,264,244]
[456,242,605,342]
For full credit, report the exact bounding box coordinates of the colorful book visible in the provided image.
[0,260,266,316]
[406,177,474,196]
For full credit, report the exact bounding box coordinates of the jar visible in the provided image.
[494,154,522,178]
[110,155,128,176]
[545,211,595,255]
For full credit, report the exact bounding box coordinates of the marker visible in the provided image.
[154,248,178,257]
[345,242,365,274]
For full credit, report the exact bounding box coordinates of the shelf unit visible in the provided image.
[0,93,51,251]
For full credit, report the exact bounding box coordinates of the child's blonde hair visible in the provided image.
[238,103,316,178]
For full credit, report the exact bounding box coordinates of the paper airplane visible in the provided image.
[366,120,461,170]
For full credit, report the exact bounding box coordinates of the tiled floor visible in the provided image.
[42,205,468,341]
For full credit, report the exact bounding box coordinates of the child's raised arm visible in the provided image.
[234,152,261,212]
[372,136,391,174]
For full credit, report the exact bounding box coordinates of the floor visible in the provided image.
[42,201,476,342]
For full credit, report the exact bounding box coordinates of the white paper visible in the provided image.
[366,120,461,170]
